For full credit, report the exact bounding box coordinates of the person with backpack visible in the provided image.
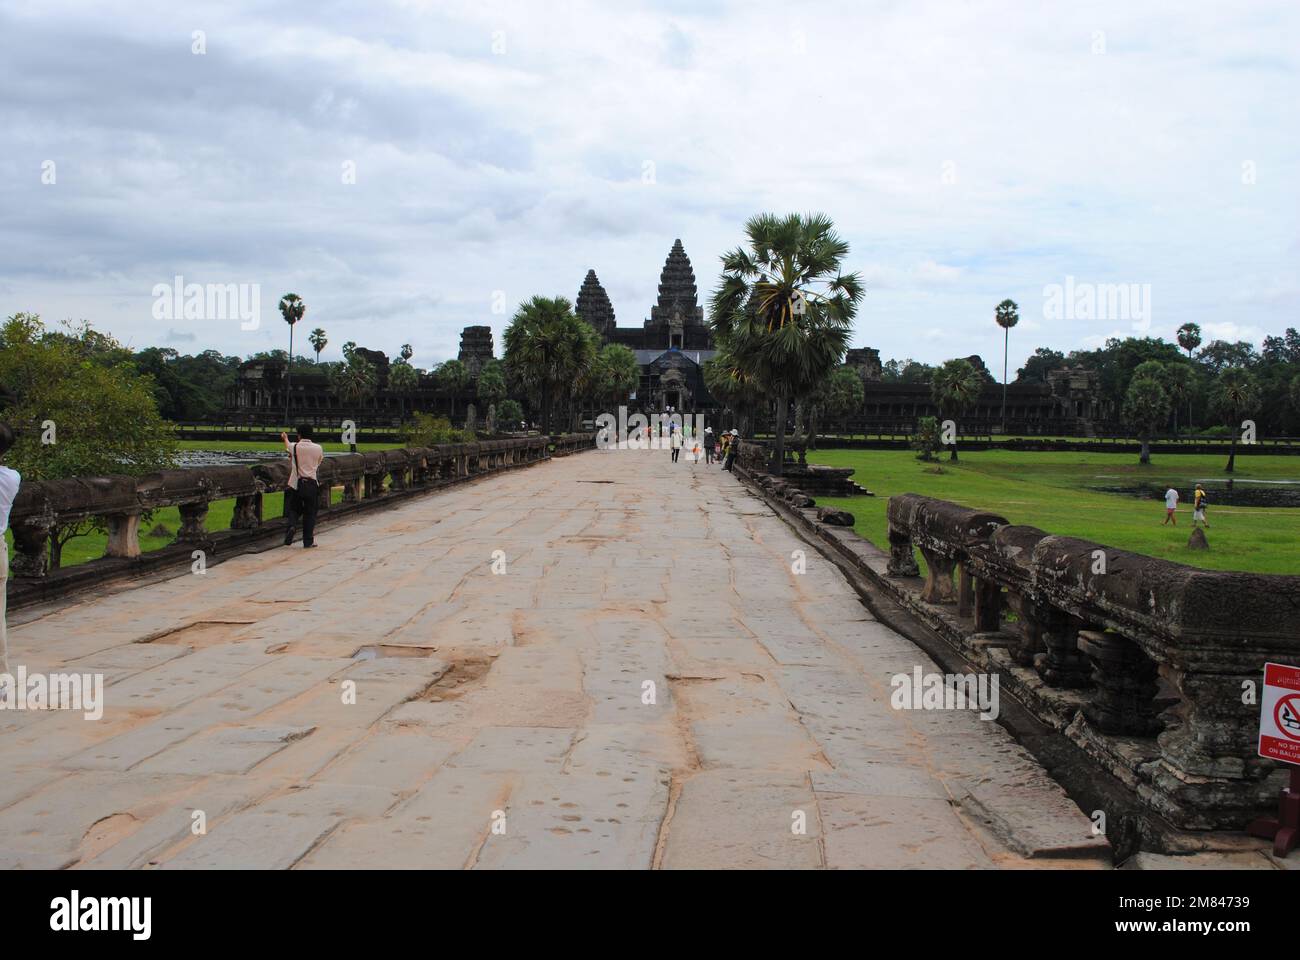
[281,424,324,548]
[1193,483,1210,528]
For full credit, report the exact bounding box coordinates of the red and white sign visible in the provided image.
[1259,662,1300,766]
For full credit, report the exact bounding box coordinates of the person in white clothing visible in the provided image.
[0,422,21,676]
[1162,487,1179,525]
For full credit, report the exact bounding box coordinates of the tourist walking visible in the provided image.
[282,424,324,547]
[0,422,20,676]
[1193,483,1210,528]
[1162,486,1179,525]
[704,426,714,464]
[723,429,739,472]
[670,424,683,463]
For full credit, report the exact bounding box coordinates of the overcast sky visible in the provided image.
[2,0,1297,374]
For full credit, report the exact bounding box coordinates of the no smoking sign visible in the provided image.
[1259,662,1300,766]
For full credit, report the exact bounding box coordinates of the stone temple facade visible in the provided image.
[577,239,717,413]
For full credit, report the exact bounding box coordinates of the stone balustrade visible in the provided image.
[6,435,592,605]
[882,494,1300,830]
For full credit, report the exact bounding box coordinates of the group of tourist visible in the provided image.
[663,421,740,471]
[1162,483,1211,528]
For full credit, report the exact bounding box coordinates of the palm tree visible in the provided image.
[930,358,983,461]
[1177,322,1202,430]
[1177,322,1202,359]
[709,213,863,475]
[994,299,1019,433]
[436,359,469,420]
[400,343,413,363]
[278,293,305,424]
[309,327,328,364]
[1163,363,1193,437]
[1123,368,1171,464]
[502,296,600,434]
[476,362,507,409]
[328,352,378,438]
[1210,367,1260,473]
[388,360,419,423]
[703,348,763,436]
[592,343,640,412]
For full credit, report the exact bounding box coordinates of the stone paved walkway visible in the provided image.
[1,447,1109,868]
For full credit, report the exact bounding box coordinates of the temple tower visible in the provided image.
[576,269,616,339]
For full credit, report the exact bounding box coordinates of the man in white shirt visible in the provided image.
[281,424,324,548]
[1162,487,1179,526]
[0,422,21,673]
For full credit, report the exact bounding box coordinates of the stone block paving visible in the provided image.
[2,448,1117,869]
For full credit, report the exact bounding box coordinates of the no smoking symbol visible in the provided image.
[1274,693,1300,742]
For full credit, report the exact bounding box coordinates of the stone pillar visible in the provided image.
[231,493,263,529]
[342,478,362,503]
[1077,630,1161,736]
[1035,612,1093,688]
[1158,666,1263,780]
[1004,591,1044,666]
[105,512,141,559]
[886,526,920,578]
[174,501,210,544]
[973,578,1002,632]
[9,519,51,578]
[917,547,957,604]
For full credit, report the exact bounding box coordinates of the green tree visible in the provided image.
[400,343,413,363]
[475,362,507,408]
[435,359,469,419]
[502,296,599,434]
[930,359,983,461]
[703,349,764,436]
[591,343,639,411]
[309,327,328,363]
[709,212,863,474]
[1015,347,1066,384]
[496,398,524,431]
[388,359,419,422]
[910,416,943,462]
[278,293,305,424]
[1162,362,1194,437]
[1122,371,1171,465]
[809,365,864,446]
[1177,322,1202,359]
[1209,367,1260,473]
[994,299,1019,432]
[329,351,377,418]
[0,314,177,567]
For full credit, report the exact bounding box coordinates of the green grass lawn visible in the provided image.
[810,448,1300,575]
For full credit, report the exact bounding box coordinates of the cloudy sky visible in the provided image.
[2,0,1297,374]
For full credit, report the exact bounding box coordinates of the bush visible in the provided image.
[401,412,475,447]
[910,416,943,461]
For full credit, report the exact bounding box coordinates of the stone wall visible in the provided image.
[732,471,1300,835]
[6,434,596,610]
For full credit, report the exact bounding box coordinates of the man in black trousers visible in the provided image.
[282,424,324,548]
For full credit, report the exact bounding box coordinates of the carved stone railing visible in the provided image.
[881,494,1300,830]
[5,435,593,605]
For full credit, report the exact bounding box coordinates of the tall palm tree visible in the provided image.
[278,293,305,424]
[1163,363,1193,437]
[1177,322,1202,429]
[309,327,328,364]
[709,213,863,475]
[1123,365,1170,465]
[400,343,413,363]
[503,296,599,434]
[930,358,983,461]
[436,359,469,420]
[592,343,640,412]
[388,360,418,423]
[1210,367,1260,473]
[994,299,1019,434]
